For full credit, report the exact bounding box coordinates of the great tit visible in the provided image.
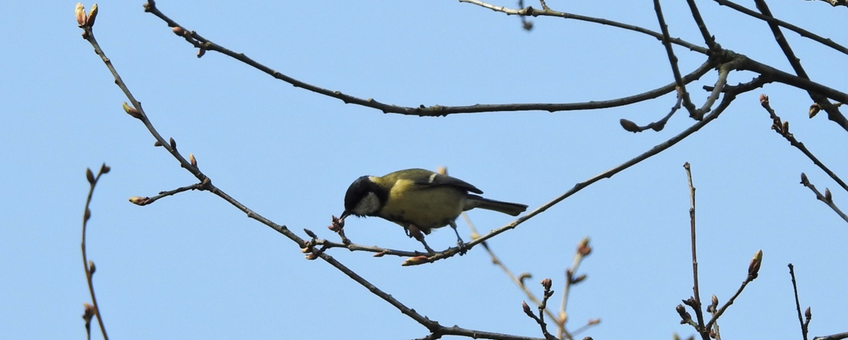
[340,168,528,252]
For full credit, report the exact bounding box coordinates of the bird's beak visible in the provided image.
[339,211,350,220]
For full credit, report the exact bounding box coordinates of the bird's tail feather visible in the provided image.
[466,195,528,216]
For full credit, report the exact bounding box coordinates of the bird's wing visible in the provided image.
[408,170,483,194]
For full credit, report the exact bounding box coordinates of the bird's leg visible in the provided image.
[449,221,467,255]
[416,236,436,255]
[405,223,435,254]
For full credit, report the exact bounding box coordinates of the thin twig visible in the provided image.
[685,0,719,50]
[683,162,707,340]
[461,212,559,323]
[654,0,698,118]
[759,95,848,193]
[81,164,110,340]
[788,264,809,340]
[806,0,848,7]
[713,0,848,55]
[459,0,709,54]
[79,7,548,340]
[521,280,558,340]
[753,0,848,132]
[704,250,762,330]
[559,237,591,340]
[815,332,848,340]
[145,0,710,117]
[449,64,743,261]
[799,174,848,223]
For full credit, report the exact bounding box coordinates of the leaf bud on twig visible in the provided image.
[747,249,763,281]
[82,303,95,323]
[172,26,186,36]
[620,119,640,133]
[522,301,533,316]
[75,3,87,27]
[809,103,820,118]
[86,4,98,28]
[122,102,142,119]
[128,196,149,206]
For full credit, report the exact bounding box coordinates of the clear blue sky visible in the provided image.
[2,1,846,339]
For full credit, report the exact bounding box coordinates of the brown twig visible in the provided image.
[144,1,717,117]
[799,173,848,223]
[654,0,698,118]
[713,0,848,55]
[753,0,848,132]
[79,6,551,340]
[758,95,848,193]
[685,0,719,51]
[807,0,848,7]
[704,250,762,331]
[558,238,593,340]
[462,212,559,323]
[459,0,709,54]
[788,264,809,340]
[461,62,742,259]
[127,182,205,206]
[683,162,707,340]
[815,332,848,340]
[620,89,684,133]
[80,163,111,340]
[522,279,558,340]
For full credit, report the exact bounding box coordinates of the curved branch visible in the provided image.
[714,0,848,55]
[81,164,110,340]
[459,0,709,54]
[655,0,698,118]
[424,64,741,265]
[144,1,716,116]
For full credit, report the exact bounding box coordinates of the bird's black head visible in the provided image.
[342,175,388,218]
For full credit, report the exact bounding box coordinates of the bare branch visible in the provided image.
[654,0,698,118]
[683,162,707,340]
[461,82,741,255]
[459,0,709,54]
[704,250,763,330]
[759,95,848,193]
[799,173,848,223]
[788,264,809,340]
[80,163,111,340]
[685,0,719,50]
[714,0,848,55]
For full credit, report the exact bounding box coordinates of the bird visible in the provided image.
[339,168,528,253]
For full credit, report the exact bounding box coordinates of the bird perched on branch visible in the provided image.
[339,168,527,253]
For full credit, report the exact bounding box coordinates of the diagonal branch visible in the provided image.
[752,0,848,133]
[654,0,698,118]
[79,7,549,339]
[759,95,848,193]
[81,164,111,340]
[684,0,719,51]
[143,1,714,117]
[459,0,709,54]
[422,64,743,264]
[714,0,848,55]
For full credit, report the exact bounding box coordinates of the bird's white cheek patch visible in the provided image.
[353,192,381,215]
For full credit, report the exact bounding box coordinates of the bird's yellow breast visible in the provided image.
[377,178,465,233]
